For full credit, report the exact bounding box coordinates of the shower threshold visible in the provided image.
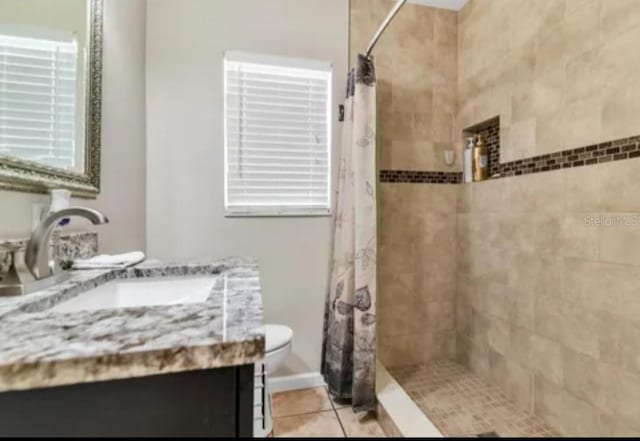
[388,361,560,438]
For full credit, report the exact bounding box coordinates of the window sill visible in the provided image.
[224,210,332,218]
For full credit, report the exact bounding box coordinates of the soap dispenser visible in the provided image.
[472,134,488,182]
[464,137,474,183]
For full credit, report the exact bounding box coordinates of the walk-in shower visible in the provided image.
[353,0,640,437]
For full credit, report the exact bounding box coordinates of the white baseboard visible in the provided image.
[268,372,326,393]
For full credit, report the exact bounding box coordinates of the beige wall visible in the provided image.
[145,0,348,379]
[0,0,147,254]
[458,0,640,162]
[350,0,459,367]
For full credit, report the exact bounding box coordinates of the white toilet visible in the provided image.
[254,324,293,438]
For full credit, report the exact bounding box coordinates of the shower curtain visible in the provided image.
[322,55,377,412]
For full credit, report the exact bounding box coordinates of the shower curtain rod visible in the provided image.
[364,0,408,58]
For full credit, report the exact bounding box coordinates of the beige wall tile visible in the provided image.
[468,335,491,382]
[560,390,615,437]
[487,316,510,355]
[534,374,615,437]
[564,259,640,327]
[457,184,472,213]
[529,334,564,386]
[509,252,563,295]
[508,171,564,213]
[509,118,537,158]
[563,96,602,150]
[536,20,567,71]
[485,283,510,321]
[378,332,435,368]
[509,286,535,331]
[535,111,566,155]
[509,325,533,366]
[563,349,617,413]
[599,314,640,376]
[564,165,604,212]
[535,294,600,357]
[470,179,508,212]
[599,20,640,89]
[510,82,535,124]
[561,213,600,259]
[602,0,640,36]
[533,375,566,432]
[533,64,565,117]
[598,217,640,266]
[504,359,534,412]
[614,369,640,431]
[602,79,640,141]
[599,158,640,212]
[565,47,603,104]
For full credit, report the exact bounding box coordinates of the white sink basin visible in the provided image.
[49,275,218,313]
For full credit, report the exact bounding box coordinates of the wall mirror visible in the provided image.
[0,0,102,197]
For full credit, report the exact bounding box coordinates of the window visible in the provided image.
[224,51,332,216]
[0,27,79,170]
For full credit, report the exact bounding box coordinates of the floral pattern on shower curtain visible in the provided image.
[322,55,377,412]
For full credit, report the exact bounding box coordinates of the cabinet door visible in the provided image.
[0,367,241,437]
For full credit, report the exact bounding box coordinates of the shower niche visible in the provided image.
[462,117,501,179]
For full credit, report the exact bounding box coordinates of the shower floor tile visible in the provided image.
[388,361,561,438]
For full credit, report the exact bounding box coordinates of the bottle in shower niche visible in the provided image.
[472,134,489,181]
[464,137,474,183]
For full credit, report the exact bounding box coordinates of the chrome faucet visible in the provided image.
[25,207,109,280]
[0,207,109,296]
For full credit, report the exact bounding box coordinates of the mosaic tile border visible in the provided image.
[379,128,640,185]
[379,170,462,184]
[475,122,500,178]
[471,117,640,179]
[498,135,640,177]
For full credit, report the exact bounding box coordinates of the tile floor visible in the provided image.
[389,360,561,438]
[272,387,386,438]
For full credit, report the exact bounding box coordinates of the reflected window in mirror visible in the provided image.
[0,25,85,171]
[0,0,102,197]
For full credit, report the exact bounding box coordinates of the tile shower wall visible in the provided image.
[379,183,457,367]
[456,159,640,437]
[455,0,640,436]
[350,0,459,172]
[350,0,459,366]
[457,0,640,162]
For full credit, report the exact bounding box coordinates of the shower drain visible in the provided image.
[477,432,500,438]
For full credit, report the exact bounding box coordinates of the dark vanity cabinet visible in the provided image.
[0,365,254,437]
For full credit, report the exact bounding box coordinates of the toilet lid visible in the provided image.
[265,324,293,352]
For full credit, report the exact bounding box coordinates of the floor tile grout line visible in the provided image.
[324,387,348,437]
[334,407,348,438]
[273,407,336,420]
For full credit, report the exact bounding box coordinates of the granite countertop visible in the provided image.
[0,257,265,393]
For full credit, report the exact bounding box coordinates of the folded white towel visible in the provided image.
[72,251,146,270]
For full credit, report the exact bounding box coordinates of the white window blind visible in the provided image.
[0,30,78,170]
[224,51,332,216]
